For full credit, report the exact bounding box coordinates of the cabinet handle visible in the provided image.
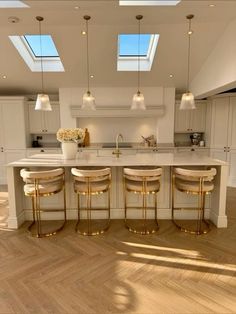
[40,149,45,153]
[1,147,3,152]
[191,148,195,151]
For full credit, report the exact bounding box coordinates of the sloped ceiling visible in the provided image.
[0,0,236,95]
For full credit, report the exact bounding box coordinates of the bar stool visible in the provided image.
[123,167,162,235]
[20,168,66,238]
[172,167,217,235]
[71,167,111,236]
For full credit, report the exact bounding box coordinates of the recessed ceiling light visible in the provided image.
[81,31,86,35]
[90,75,94,78]
[169,74,173,78]
[74,6,79,10]
[188,30,193,35]
[209,4,215,7]
[3,75,7,79]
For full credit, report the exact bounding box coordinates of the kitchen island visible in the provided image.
[7,152,228,229]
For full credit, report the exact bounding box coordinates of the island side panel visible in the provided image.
[210,164,228,227]
[7,166,25,228]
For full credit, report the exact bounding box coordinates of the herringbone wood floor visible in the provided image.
[0,188,235,314]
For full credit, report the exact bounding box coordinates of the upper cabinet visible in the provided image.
[28,103,60,134]
[174,101,206,133]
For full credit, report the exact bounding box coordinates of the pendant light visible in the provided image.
[131,15,146,110]
[35,16,52,111]
[180,14,196,110]
[82,15,96,110]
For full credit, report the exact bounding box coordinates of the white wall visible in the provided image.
[191,18,236,99]
[59,86,175,144]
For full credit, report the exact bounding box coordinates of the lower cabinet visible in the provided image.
[210,148,236,187]
[26,148,60,157]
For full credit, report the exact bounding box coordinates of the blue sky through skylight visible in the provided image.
[119,34,151,57]
[24,35,59,57]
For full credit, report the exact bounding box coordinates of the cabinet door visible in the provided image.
[228,97,236,149]
[190,103,206,132]
[0,152,5,185]
[228,149,236,187]
[44,104,60,133]
[210,98,229,149]
[210,149,227,162]
[28,104,44,133]
[174,104,191,132]
[2,102,26,149]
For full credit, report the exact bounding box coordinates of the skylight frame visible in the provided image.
[0,0,29,8]
[117,34,159,72]
[9,35,64,72]
[119,0,181,6]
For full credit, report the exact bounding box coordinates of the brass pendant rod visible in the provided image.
[138,17,140,94]
[84,16,90,94]
[186,14,194,93]
[37,17,44,94]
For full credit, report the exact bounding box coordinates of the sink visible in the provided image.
[102,143,132,148]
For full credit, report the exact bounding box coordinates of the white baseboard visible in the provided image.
[8,210,25,229]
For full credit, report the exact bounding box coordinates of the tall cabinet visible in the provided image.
[0,97,27,184]
[209,95,236,186]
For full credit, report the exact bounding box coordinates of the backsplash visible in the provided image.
[76,117,157,143]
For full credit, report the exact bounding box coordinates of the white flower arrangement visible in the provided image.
[56,128,85,143]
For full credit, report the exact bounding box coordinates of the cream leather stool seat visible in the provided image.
[71,167,111,236]
[123,167,162,235]
[20,168,66,238]
[172,167,217,235]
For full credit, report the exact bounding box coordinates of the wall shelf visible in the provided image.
[70,105,165,118]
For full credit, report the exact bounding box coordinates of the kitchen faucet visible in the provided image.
[112,133,123,158]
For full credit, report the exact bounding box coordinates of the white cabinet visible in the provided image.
[0,97,27,184]
[176,147,209,156]
[28,103,60,134]
[175,101,206,133]
[209,95,236,186]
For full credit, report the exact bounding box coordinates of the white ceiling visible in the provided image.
[1,0,236,96]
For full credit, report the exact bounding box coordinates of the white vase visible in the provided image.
[61,142,78,160]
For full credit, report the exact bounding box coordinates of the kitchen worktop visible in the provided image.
[8,152,227,167]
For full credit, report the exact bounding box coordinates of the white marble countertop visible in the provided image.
[8,152,228,167]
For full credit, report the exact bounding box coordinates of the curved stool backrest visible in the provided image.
[71,167,111,183]
[174,168,217,182]
[124,167,162,182]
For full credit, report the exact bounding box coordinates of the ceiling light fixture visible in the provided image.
[2,75,7,79]
[169,74,173,78]
[131,15,146,110]
[82,15,95,110]
[209,4,215,7]
[35,16,52,111]
[81,30,86,35]
[180,14,196,110]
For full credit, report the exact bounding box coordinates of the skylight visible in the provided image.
[117,34,159,71]
[24,35,59,58]
[119,34,151,57]
[0,0,29,8]
[9,35,64,72]
[119,0,181,6]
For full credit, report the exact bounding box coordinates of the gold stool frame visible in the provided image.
[171,167,214,235]
[73,170,111,236]
[124,174,160,235]
[24,169,67,238]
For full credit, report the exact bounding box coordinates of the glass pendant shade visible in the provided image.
[180,92,196,110]
[35,94,52,111]
[131,92,146,110]
[82,91,96,110]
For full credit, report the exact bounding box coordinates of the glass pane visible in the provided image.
[119,34,151,57]
[24,35,59,57]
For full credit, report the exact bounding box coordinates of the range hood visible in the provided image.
[70,105,165,118]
